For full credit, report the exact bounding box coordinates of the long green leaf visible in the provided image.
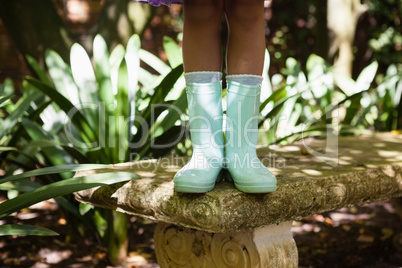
[116,60,129,121]
[0,146,17,152]
[258,92,300,128]
[137,69,163,94]
[61,145,90,163]
[150,89,186,141]
[70,43,99,104]
[70,43,99,134]
[25,77,97,145]
[125,34,140,143]
[163,36,182,69]
[21,118,71,171]
[356,61,378,92]
[0,171,139,218]
[139,49,171,75]
[0,164,111,184]
[92,35,113,161]
[261,50,272,100]
[0,224,59,236]
[137,90,186,158]
[26,55,53,86]
[1,145,42,179]
[112,59,130,162]
[148,126,186,158]
[0,94,13,106]
[132,64,183,145]
[125,35,140,97]
[93,35,114,103]
[110,44,126,72]
[45,49,81,105]
[259,85,288,113]
[4,98,52,154]
[0,89,43,139]
[0,179,40,192]
[334,74,356,96]
[144,64,184,119]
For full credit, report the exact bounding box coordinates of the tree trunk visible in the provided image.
[327,0,368,78]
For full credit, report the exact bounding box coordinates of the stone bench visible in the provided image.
[75,133,402,267]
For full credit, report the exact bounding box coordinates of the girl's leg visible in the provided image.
[174,0,225,193]
[225,0,266,75]
[182,0,224,72]
[224,0,277,193]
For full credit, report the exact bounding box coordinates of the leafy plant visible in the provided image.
[258,54,383,145]
[0,34,187,264]
[371,64,402,130]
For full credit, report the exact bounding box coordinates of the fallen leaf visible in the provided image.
[95,252,106,260]
[300,147,312,155]
[57,218,67,225]
[324,217,334,226]
[354,219,364,225]
[341,225,351,232]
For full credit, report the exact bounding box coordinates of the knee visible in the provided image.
[183,0,223,26]
[225,0,264,24]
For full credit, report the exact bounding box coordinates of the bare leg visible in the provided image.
[175,0,225,193]
[224,0,277,193]
[225,0,266,75]
[182,0,224,72]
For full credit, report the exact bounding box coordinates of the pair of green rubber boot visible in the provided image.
[173,81,277,193]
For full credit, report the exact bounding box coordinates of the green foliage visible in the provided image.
[0,224,59,236]
[258,53,401,145]
[0,34,186,265]
[366,0,402,67]
[0,166,139,218]
[267,0,401,79]
[267,0,327,73]
[22,34,186,164]
[372,64,402,130]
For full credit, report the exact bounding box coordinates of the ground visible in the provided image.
[295,199,402,268]
[1,198,402,268]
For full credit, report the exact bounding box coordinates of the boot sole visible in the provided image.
[234,183,277,193]
[225,170,277,193]
[174,170,223,193]
[174,183,215,193]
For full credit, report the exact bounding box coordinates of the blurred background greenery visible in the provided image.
[0,0,401,265]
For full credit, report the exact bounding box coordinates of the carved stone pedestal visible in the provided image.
[154,221,298,268]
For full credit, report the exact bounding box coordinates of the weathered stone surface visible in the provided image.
[75,133,402,233]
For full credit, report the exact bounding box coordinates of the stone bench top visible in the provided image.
[75,133,402,233]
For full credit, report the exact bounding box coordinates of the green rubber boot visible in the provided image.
[225,81,277,193]
[174,82,224,193]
